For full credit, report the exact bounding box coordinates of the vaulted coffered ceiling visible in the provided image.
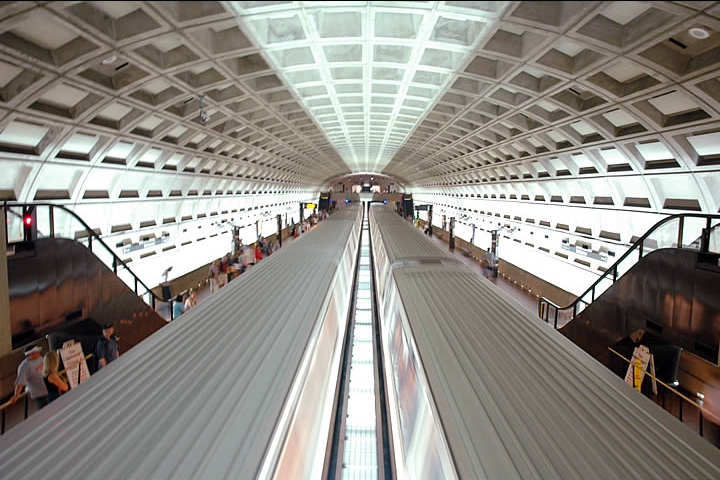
[1,0,720,222]
[230,1,503,173]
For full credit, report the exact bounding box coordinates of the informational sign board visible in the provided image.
[59,340,90,389]
[624,345,652,391]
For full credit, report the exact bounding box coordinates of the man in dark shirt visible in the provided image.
[96,322,119,370]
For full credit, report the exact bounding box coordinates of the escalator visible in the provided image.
[538,213,720,435]
[7,236,167,354]
[539,214,720,359]
[3,202,169,366]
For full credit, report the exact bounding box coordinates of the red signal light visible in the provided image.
[24,216,32,226]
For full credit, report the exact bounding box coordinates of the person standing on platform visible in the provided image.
[184,289,197,311]
[11,345,48,409]
[173,293,186,319]
[208,260,219,293]
[218,257,228,288]
[43,351,68,403]
[96,323,119,370]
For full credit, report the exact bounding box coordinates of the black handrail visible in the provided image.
[539,213,720,328]
[3,201,173,320]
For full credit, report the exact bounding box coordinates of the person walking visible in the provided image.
[12,345,48,409]
[43,351,68,403]
[208,261,219,294]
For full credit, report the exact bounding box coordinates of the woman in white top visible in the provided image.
[184,289,198,311]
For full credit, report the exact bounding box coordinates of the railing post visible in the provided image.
[23,395,28,419]
[591,285,595,302]
[701,217,711,253]
[679,399,683,422]
[572,302,577,319]
[638,242,643,259]
[88,235,92,252]
[49,205,55,238]
[554,309,558,329]
[134,277,138,294]
[3,202,8,246]
[613,267,618,283]
[112,257,117,274]
[677,216,684,249]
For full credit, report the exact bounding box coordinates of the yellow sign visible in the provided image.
[633,358,642,391]
[624,345,651,391]
[305,203,316,209]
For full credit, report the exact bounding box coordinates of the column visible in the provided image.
[0,206,11,355]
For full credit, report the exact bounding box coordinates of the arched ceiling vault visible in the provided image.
[0,0,719,228]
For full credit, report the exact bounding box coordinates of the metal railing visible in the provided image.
[0,353,93,435]
[608,347,712,438]
[3,202,174,320]
[538,213,720,328]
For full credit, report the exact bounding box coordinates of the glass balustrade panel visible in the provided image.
[682,217,707,250]
[642,218,679,258]
[6,206,24,243]
[710,219,720,254]
[615,252,637,279]
[594,275,614,298]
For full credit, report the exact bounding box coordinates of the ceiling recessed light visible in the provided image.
[101,54,118,65]
[688,27,710,39]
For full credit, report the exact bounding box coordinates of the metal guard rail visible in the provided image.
[0,353,94,434]
[3,201,174,319]
[608,347,715,438]
[538,213,720,328]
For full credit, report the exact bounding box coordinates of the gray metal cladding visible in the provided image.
[371,208,720,480]
[378,224,460,265]
[0,206,362,480]
[370,205,460,265]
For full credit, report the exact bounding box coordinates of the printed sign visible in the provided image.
[59,340,90,389]
[624,345,651,391]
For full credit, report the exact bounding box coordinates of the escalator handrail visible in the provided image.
[3,201,165,304]
[539,212,720,316]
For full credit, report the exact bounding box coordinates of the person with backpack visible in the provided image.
[96,322,119,371]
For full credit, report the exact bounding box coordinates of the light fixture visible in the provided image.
[198,94,209,125]
[101,54,118,65]
[688,27,710,39]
